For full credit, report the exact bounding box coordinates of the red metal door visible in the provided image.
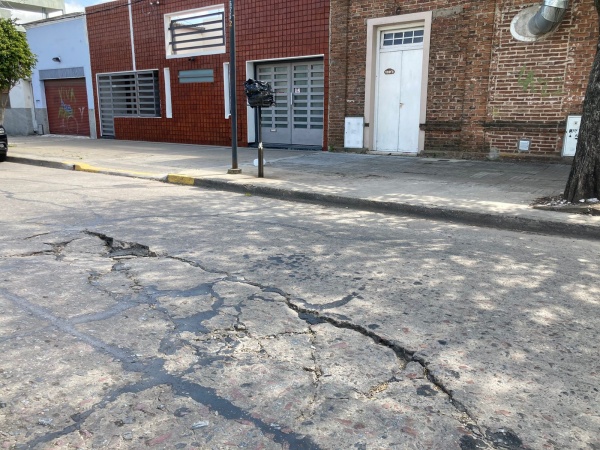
[44,78,90,137]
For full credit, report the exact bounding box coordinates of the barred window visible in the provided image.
[165,5,226,58]
[97,71,160,136]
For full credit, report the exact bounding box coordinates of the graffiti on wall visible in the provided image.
[57,87,86,134]
[517,65,563,97]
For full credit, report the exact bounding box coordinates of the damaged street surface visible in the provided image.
[0,163,598,450]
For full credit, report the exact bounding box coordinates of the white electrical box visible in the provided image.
[563,115,581,157]
[344,117,364,149]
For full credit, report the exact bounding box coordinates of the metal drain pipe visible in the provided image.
[528,0,569,36]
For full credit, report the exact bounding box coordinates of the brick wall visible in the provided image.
[328,0,597,159]
[87,0,329,147]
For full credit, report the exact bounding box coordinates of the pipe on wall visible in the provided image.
[511,0,569,42]
[528,0,569,35]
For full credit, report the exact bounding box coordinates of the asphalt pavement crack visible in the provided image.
[209,270,504,444]
[47,240,73,258]
[311,291,363,311]
[70,301,139,325]
[2,240,74,259]
[0,250,55,258]
[285,298,413,363]
[0,288,133,364]
[1,284,322,450]
[150,242,521,447]
[297,325,321,422]
[23,232,52,240]
[167,255,229,276]
[282,297,508,449]
[85,231,157,257]
[2,231,524,449]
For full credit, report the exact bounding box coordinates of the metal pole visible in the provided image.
[227,0,241,174]
[258,106,264,178]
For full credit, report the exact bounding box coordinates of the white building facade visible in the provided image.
[25,14,96,137]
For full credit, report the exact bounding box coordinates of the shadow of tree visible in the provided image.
[0,168,598,449]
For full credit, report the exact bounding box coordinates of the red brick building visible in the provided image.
[328,0,596,160]
[86,0,329,149]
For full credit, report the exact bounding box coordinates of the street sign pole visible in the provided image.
[257,106,264,178]
[227,0,241,174]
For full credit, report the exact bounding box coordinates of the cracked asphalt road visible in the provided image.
[0,163,599,449]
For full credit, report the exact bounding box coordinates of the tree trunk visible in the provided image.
[0,91,8,124]
[563,2,600,202]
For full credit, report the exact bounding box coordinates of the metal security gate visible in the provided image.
[97,71,160,137]
[44,78,90,137]
[256,60,324,147]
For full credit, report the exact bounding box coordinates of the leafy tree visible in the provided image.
[564,1,600,202]
[0,18,37,123]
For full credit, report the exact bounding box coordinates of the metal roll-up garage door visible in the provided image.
[44,78,90,137]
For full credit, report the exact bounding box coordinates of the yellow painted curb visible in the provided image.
[167,174,196,186]
[73,163,101,173]
[71,163,158,178]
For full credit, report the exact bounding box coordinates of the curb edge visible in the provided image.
[7,156,599,240]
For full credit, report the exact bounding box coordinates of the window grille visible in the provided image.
[97,71,160,136]
[166,7,225,58]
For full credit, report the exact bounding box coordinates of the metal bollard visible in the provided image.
[244,79,274,178]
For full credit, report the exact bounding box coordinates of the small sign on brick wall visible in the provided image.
[178,69,214,84]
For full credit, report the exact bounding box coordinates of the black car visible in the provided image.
[0,124,7,162]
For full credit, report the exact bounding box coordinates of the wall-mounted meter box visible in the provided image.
[563,115,581,157]
[344,117,364,149]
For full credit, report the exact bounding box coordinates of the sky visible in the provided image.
[64,0,113,13]
[3,0,114,23]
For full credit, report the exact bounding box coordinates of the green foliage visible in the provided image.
[0,18,37,98]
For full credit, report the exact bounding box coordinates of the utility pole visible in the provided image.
[227,0,241,174]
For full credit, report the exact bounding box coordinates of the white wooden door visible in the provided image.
[374,29,424,153]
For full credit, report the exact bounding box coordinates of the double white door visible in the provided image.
[375,29,424,153]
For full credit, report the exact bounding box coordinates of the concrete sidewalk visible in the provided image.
[6,134,600,239]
